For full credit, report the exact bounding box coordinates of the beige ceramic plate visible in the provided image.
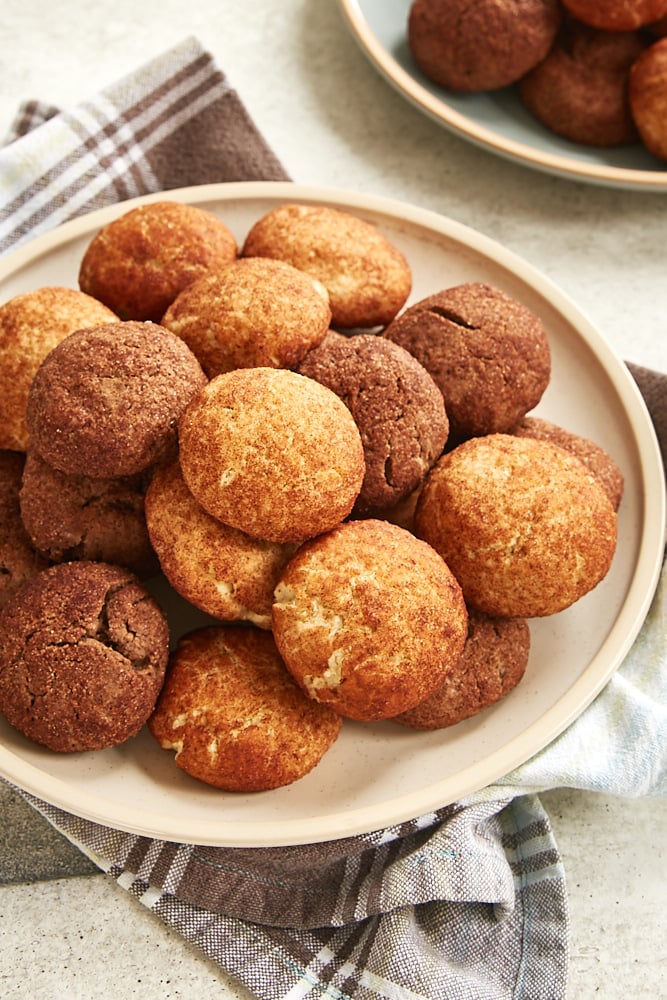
[338,0,667,192]
[0,182,664,846]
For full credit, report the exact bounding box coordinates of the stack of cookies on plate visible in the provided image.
[0,198,621,791]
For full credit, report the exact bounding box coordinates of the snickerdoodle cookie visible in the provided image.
[149,625,342,791]
[629,37,667,162]
[0,286,117,451]
[19,450,158,577]
[178,367,365,543]
[0,451,48,610]
[407,0,562,92]
[26,321,206,478]
[79,200,238,321]
[0,561,169,752]
[415,434,618,618]
[271,518,468,721]
[298,332,448,515]
[394,611,530,730]
[161,256,331,377]
[511,416,624,509]
[145,458,295,628]
[241,203,412,329]
[384,282,551,444]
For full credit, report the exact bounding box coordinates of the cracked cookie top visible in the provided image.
[383,282,551,444]
[0,560,169,751]
[298,331,448,516]
[271,518,468,722]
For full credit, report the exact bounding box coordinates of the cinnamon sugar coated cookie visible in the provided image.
[298,332,448,514]
[511,416,624,509]
[19,451,158,577]
[394,611,530,730]
[161,257,331,377]
[178,367,365,543]
[0,451,48,610]
[271,519,468,721]
[415,435,618,618]
[149,626,342,791]
[0,286,117,451]
[78,200,238,321]
[0,561,169,752]
[26,321,206,478]
[384,283,551,443]
[629,38,667,162]
[408,0,562,92]
[145,459,295,628]
[241,203,412,328]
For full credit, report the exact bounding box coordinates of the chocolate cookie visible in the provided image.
[511,416,624,509]
[178,367,365,543]
[161,256,331,377]
[0,451,48,610]
[298,332,448,514]
[79,200,238,321]
[19,450,158,577]
[415,434,618,618]
[271,519,468,721]
[149,625,342,791]
[519,22,646,147]
[145,458,295,628]
[0,286,117,451]
[407,0,562,92]
[384,282,551,444]
[0,561,169,752]
[394,611,530,730]
[560,0,667,31]
[241,203,412,329]
[26,321,207,478]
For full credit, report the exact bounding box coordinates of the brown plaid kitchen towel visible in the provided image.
[0,35,288,254]
[1,35,665,1000]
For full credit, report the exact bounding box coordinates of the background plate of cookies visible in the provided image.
[338,0,667,191]
[0,181,664,847]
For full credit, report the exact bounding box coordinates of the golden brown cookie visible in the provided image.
[384,283,551,444]
[415,434,618,618]
[19,450,158,577]
[161,256,331,377]
[148,625,342,791]
[26,321,207,478]
[0,561,169,752]
[560,0,667,31]
[0,451,48,611]
[145,459,296,628]
[178,367,365,543]
[79,200,238,321]
[0,286,117,451]
[271,519,468,721]
[407,0,562,92]
[519,22,646,147]
[298,331,448,514]
[393,611,530,730]
[241,203,411,329]
[629,37,667,162]
[511,416,624,510]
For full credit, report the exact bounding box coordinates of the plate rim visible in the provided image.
[0,180,664,846]
[337,0,667,192]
